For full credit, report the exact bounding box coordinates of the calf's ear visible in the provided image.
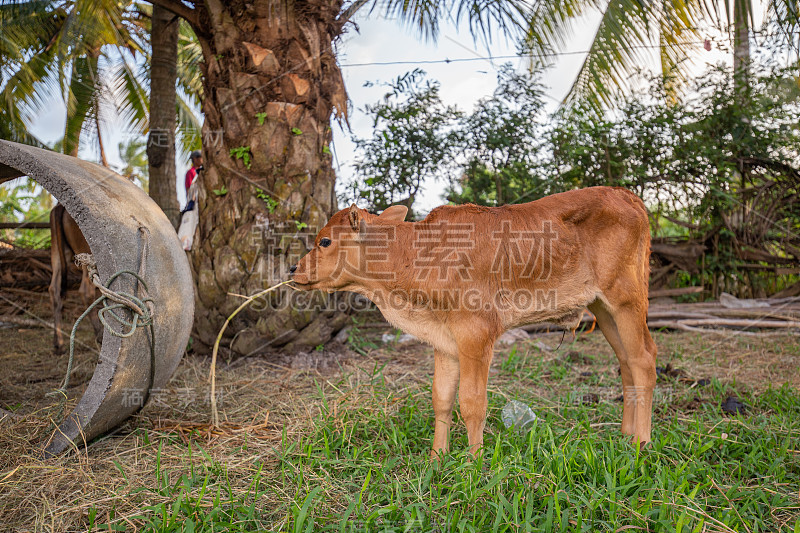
[348,204,360,232]
[379,205,408,222]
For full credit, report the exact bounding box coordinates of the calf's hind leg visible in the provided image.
[588,301,635,436]
[613,305,656,444]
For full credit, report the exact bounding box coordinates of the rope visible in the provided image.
[48,229,155,414]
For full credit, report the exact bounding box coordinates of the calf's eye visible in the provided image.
[320,237,332,248]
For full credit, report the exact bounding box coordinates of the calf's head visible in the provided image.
[290,204,407,291]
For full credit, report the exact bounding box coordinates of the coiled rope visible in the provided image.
[48,228,156,413]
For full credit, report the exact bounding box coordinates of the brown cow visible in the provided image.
[49,204,102,354]
[290,186,657,456]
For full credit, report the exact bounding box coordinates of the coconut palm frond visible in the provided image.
[60,0,131,57]
[0,1,64,64]
[451,0,534,45]
[0,106,47,147]
[376,0,533,45]
[658,0,704,101]
[117,136,148,188]
[563,0,659,108]
[1,0,151,153]
[177,19,203,102]
[63,54,99,155]
[766,0,800,56]
[0,46,60,127]
[375,0,447,41]
[115,54,149,134]
[176,91,201,158]
[522,0,601,60]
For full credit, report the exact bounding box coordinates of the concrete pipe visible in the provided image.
[0,140,193,456]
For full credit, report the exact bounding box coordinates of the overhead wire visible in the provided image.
[338,31,798,69]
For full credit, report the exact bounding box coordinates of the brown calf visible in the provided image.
[49,204,102,354]
[291,186,657,456]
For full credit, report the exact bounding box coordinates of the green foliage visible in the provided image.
[229,146,252,169]
[117,137,149,191]
[255,112,267,125]
[213,185,228,196]
[0,0,150,156]
[345,316,379,356]
[0,2,203,161]
[534,0,702,108]
[377,0,797,110]
[295,221,308,231]
[346,69,462,215]
[0,177,53,248]
[256,188,279,212]
[291,127,303,135]
[447,65,552,206]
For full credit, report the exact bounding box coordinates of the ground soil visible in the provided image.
[1,289,798,531]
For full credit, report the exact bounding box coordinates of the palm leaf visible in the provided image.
[452,0,533,45]
[114,52,149,134]
[658,1,703,101]
[63,54,99,155]
[177,19,203,102]
[0,45,60,131]
[1,0,148,154]
[373,0,533,45]
[0,107,47,147]
[564,0,662,108]
[523,0,602,59]
[0,1,64,65]
[176,91,201,158]
[766,0,800,57]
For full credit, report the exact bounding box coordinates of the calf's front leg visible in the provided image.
[456,336,494,455]
[431,349,459,459]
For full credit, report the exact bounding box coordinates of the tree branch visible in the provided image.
[146,0,199,27]
[336,0,371,27]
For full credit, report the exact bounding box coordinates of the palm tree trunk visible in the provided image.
[733,0,751,91]
[147,4,180,228]
[183,1,350,354]
[96,114,109,167]
[494,173,504,205]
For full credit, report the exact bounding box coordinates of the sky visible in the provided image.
[22,5,738,212]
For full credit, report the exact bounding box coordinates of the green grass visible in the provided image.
[275,381,800,532]
[88,349,800,532]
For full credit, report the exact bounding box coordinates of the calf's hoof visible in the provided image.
[430,449,446,463]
